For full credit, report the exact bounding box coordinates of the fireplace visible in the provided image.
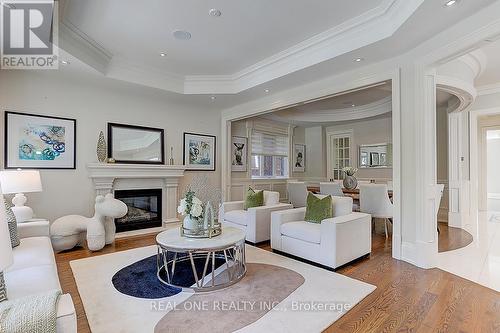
[114,189,163,232]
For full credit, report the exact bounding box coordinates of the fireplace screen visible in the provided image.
[114,189,162,232]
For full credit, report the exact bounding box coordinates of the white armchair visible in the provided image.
[271,195,372,269]
[220,191,293,244]
[288,182,308,208]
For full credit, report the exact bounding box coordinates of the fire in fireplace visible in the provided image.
[114,189,162,232]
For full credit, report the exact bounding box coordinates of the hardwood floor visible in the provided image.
[438,222,474,253]
[55,231,500,333]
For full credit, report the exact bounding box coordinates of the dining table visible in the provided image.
[306,186,393,202]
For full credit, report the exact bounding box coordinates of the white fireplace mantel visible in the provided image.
[87,163,186,226]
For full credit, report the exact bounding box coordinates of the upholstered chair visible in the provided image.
[287,182,308,208]
[320,182,344,197]
[271,194,372,269]
[359,184,393,238]
[220,191,293,244]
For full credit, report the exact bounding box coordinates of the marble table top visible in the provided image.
[156,226,245,251]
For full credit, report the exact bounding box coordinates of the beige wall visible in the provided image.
[0,70,221,222]
[325,116,393,181]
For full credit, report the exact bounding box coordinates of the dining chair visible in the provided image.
[320,182,344,197]
[360,184,393,238]
[287,182,308,208]
[386,180,393,191]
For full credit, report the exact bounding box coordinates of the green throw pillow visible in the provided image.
[244,188,264,210]
[304,193,333,223]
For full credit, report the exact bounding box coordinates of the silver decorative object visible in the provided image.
[343,175,358,190]
[180,175,222,238]
[96,131,107,163]
[169,146,174,165]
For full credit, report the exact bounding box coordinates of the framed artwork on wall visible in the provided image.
[4,111,76,169]
[293,144,305,172]
[231,136,247,172]
[183,132,216,171]
[108,123,165,164]
[370,152,380,166]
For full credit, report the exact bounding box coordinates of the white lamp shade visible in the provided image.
[0,170,43,194]
[0,200,14,271]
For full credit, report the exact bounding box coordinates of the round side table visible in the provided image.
[156,226,246,292]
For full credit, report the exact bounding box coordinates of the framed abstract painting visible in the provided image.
[183,132,216,171]
[4,111,76,169]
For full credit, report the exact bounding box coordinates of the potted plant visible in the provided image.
[177,190,204,231]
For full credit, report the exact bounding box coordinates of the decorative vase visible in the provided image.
[96,131,107,163]
[343,175,358,190]
[183,216,200,231]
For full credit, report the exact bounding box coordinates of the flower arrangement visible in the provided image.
[177,190,204,219]
[342,166,358,176]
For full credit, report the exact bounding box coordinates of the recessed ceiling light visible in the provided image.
[210,96,217,100]
[173,30,192,40]
[264,89,270,93]
[354,58,364,62]
[60,60,70,65]
[160,52,166,57]
[444,0,459,7]
[209,9,222,17]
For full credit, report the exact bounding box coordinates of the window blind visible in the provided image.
[251,131,289,157]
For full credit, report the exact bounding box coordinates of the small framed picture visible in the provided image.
[370,152,380,166]
[4,111,76,169]
[231,136,247,172]
[183,132,216,171]
[293,144,305,172]
[380,153,387,166]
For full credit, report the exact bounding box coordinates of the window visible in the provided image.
[251,131,289,179]
[332,136,351,180]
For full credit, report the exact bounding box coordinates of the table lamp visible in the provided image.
[0,200,14,300]
[0,170,43,222]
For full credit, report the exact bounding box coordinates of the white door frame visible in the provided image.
[326,129,354,181]
[221,69,403,260]
[470,108,500,215]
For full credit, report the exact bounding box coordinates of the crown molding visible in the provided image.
[59,0,423,95]
[436,75,477,113]
[270,96,392,124]
[477,82,500,96]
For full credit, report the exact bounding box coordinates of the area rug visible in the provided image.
[70,245,376,333]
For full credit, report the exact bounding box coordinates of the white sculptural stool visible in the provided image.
[50,193,128,252]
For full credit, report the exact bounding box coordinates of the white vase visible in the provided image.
[183,216,200,231]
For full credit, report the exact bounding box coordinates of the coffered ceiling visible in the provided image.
[57,0,498,100]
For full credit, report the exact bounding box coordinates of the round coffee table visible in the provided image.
[156,226,246,292]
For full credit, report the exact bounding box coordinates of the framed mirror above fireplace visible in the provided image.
[114,189,163,232]
[108,123,165,164]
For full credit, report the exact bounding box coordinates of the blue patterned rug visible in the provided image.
[112,254,225,299]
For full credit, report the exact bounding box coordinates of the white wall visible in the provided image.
[487,135,500,211]
[0,70,221,222]
[325,115,393,181]
[436,106,449,222]
[303,126,326,180]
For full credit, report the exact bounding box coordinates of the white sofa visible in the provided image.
[220,191,293,243]
[271,196,372,269]
[4,220,77,333]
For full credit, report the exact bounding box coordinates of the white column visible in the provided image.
[399,64,438,269]
[164,178,180,224]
